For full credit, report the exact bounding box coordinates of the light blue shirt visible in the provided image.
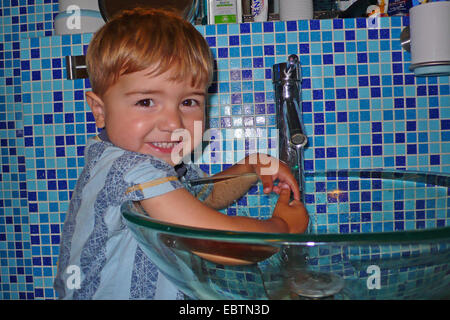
[54,131,211,299]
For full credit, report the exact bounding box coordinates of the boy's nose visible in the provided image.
[157,108,183,132]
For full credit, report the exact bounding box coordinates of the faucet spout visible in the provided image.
[273,55,307,201]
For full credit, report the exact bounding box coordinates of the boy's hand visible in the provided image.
[273,187,309,233]
[248,153,301,201]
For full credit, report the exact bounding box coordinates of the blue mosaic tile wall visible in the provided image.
[1,1,450,300]
[0,0,57,299]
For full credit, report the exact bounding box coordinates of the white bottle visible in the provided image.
[252,0,268,22]
[280,0,313,21]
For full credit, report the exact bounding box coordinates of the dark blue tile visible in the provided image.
[263,21,273,32]
[357,53,367,63]
[407,144,417,154]
[309,20,320,30]
[77,146,85,156]
[361,146,371,156]
[430,155,440,165]
[286,20,297,31]
[358,76,369,86]
[337,112,347,122]
[406,121,416,131]
[372,134,382,144]
[31,70,40,80]
[218,47,228,58]
[335,65,345,76]
[240,23,250,33]
[429,108,439,119]
[356,18,366,28]
[254,92,265,102]
[380,28,390,39]
[333,19,343,29]
[229,35,239,46]
[441,119,450,130]
[74,90,84,100]
[428,85,438,96]
[264,45,274,55]
[302,101,312,112]
[255,104,265,114]
[55,147,65,157]
[206,36,216,47]
[405,74,415,85]
[323,54,333,64]
[52,69,62,79]
[21,60,30,70]
[395,133,405,143]
[392,63,403,73]
[313,89,323,100]
[393,75,403,85]
[395,156,406,166]
[392,51,402,61]
[325,100,335,111]
[345,30,355,41]
[53,91,63,101]
[52,102,61,113]
[373,146,382,155]
[327,147,337,157]
[299,43,309,53]
[339,224,349,233]
[348,88,358,99]
[336,88,346,99]
[334,42,344,52]
[242,69,252,80]
[368,29,378,39]
[231,93,242,104]
[315,147,325,158]
[253,57,263,68]
[370,87,381,97]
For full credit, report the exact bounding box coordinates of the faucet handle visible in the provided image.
[272,54,302,83]
[287,54,299,66]
[286,54,301,80]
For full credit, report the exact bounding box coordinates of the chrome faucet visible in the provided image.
[272,54,307,201]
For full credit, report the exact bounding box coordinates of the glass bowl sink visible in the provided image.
[121,169,450,300]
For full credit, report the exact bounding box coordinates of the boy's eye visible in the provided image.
[135,99,155,107]
[182,99,200,107]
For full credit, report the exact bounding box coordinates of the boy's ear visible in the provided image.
[86,91,106,128]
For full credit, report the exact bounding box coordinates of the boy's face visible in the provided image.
[86,67,207,166]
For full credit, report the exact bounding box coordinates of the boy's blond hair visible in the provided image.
[86,8,213,96]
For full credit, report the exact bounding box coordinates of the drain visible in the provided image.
[290,271,344,299]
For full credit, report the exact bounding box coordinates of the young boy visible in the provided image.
[54,8,308,299]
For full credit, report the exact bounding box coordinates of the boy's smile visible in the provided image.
[86,67,206,166]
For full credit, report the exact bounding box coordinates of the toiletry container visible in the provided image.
[409,1,450,76]
[252,0,269,22]
[279,0,313,21]
[208,0,241,24]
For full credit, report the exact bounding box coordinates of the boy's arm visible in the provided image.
[139,188,289,233]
